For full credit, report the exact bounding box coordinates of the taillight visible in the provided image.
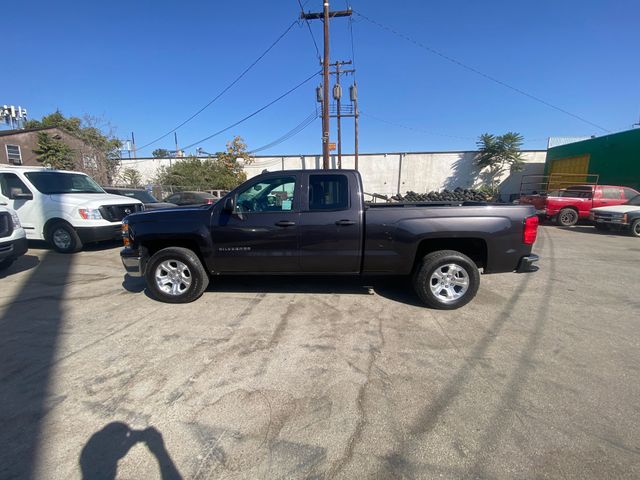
[523,215,539,245]
[206,198,214,204]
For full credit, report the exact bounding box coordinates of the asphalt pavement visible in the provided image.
[1,225,639,479]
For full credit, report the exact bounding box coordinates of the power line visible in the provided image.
[250,109,319,153]
[354,11,610,133]
[296,0,321,62]
[348,13,357,76]
[137,20,299,151]
[361,111,475,141]
[180,70,321,151]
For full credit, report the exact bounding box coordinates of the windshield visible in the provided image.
[626,195,640,206]
[118,190,158,203]
[25,172,104,194]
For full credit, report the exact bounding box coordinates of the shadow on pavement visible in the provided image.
[122,273,425,307]
[79,422,182,480]
[0,251,73,479]
[557,225,632,237]
[0,253,40,278]
[28,239,122,252]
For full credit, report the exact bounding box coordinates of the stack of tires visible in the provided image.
[389,187,490,203]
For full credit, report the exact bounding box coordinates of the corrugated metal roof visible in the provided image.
[547,136,593,149]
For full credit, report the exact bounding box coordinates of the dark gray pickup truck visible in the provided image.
[121,169,539,309]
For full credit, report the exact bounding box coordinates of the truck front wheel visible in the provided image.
[630,219,640,238]
[413,250,480,310]
[145,247,209,303]
[47,221,83,253]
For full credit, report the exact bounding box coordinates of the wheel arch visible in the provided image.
[414,237,487,272]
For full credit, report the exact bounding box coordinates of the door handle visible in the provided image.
[275,220,296,227]
[335,219,356,226]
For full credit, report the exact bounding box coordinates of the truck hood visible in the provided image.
[49,193,143,208]
[127,205,209,223]
[591,205,640,214]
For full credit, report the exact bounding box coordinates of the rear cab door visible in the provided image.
[593,186,623,210]
[298,171,363,273]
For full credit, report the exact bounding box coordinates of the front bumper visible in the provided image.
[0,236,28,261]
[516,253,539,273]
[76,224,122,244]
[121,247,147,277]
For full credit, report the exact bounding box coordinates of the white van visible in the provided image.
[0,167,143,253]
[0,204,27,270]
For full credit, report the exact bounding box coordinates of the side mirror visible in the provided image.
[223,196,235,212]
[10,188,33,201]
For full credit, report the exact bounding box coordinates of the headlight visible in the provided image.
[78,207,103,220]
[10,211,21,228]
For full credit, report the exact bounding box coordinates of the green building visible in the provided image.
[545,128,640,190]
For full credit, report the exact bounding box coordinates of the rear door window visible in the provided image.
[601,187,621,199]
[308,174,349,210]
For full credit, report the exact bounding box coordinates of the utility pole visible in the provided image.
[131,131,137,159]
[302,3,352,169]
[352,81,359,170]
[329,61,353,169]
[174,132,179,157]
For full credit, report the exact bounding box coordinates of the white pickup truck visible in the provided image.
[0,167,143,253]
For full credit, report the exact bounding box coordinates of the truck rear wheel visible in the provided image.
[145,247,209,303]
[412,250,480,310]
[556,208,578,226]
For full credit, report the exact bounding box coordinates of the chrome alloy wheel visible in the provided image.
[429,263,469,303]
[154,260,192,296]
[52,228,72,250]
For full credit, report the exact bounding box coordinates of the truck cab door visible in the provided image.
[210,174,300,273]
[298,172,363,273]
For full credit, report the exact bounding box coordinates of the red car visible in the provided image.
[520,185,639,226]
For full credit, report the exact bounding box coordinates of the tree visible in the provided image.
[152,149,170,158]
[474,132,524,196]
[26,110,122,184]
[120,168,143,188]
[33,132,76,170]
[155,136,252,190]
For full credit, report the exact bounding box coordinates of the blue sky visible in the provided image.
[4,0,639,155]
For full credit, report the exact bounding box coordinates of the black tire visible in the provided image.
[47,221,83,253]
[594,223,610,231]
[145,247,209,303]
[556,208,578,226]
[630,219,640,238]
[412,250,480,310]
[0,257,15,271]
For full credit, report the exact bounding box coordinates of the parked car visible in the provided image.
[0,167,143,253]
[121,170,539,309]
[162,191,218,206]
[520,185,639,226]
[590,194,640,237]
[0,204,27,270]
[103,187,176,210]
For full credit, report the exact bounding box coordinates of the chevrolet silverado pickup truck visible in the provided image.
[520,185,639,226]
[120,170,539,309]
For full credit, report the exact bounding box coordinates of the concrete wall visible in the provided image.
[121,150,546,200]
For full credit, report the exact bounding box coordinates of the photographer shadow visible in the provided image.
[80,422,182,480]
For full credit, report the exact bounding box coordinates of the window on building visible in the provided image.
[309,174,349,210]
[5,145,22,164]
